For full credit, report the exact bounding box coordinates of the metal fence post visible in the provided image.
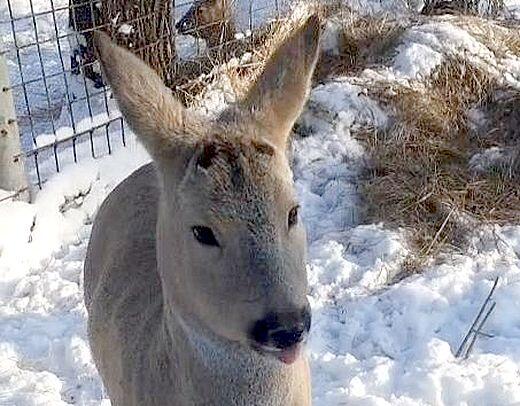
[0,54,30,202]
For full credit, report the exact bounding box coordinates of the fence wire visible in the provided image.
[0,0,291,190]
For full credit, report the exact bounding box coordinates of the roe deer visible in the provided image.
[176,0,236,48]
[175,0,290,49]
[85,14,321,406]
[68,0,104,88]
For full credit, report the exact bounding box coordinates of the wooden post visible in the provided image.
[0,54,30,202]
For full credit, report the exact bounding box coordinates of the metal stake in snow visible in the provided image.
[456,277,499,359]
[0,54,30,202]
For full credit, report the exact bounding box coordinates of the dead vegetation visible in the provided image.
[421,0,505,17]
[171,5,407,105]
[170,19,287,106]
[316,10,406,80]
[452,16,520,58]
[100,0,175,87]
[361,58,519,272]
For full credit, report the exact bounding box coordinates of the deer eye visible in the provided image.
[288,206,299,228]
[192,226,220,247]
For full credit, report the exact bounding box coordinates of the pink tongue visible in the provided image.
[277,345,301,364]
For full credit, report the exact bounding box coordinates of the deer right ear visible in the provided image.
[93,32,199,159]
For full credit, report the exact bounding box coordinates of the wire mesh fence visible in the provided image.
[0,0,292,193]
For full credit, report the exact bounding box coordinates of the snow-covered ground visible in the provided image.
[2,74,520,406]
[1,1,520,405]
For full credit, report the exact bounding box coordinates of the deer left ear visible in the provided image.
[229,14,321,149]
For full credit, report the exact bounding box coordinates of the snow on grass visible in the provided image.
[393,42,444,79]
[311,226,520,404]
[392,18,520,86]
[295,80,388,243]
[505,0,520,17]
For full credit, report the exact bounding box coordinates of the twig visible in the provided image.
[0,187,29,203]
[422,207,455,257]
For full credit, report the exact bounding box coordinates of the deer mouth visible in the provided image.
[253,342,304,365]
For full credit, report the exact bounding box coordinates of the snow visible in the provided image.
[2,76,520,406]
[468,147,517,174]
[391,18,520,87]
[34,112,121,148]
[505,0,520,18]
[1,0,520,405]
[311,227,520,404]
[393,42,444,79]
[117,24,133,36]
[0,139,149,405]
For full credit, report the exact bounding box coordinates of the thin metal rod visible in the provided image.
[464,301,497,359]
[16,115,122,158]
[121,117,126,147]
[0,0,194,25]
[0,12,161,55]
[456,277,499,358]
[28,0,60,171]
[6,0,38,146]
[34,153,42,189]
[49,0,77,135]
[4,32,171,91]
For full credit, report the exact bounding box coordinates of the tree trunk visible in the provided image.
[100,0,176,87]
[69,0,175,88]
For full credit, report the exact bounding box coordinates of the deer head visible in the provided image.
[175,0,235,47]
[94,14,321,364]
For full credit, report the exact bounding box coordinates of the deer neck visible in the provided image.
[157,305,297,405]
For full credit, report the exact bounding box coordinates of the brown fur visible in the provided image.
[176,0,236,48]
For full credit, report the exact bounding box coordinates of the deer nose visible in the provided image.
[175,17,191,34]
[250,305,311,350]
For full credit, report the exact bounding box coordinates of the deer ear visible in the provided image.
[238,14,321,149]
[93,31,199,159]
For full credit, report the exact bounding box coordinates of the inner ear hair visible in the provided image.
[197,142,218,169]
[219,13,322,150]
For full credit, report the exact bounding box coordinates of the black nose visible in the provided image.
[176,16,192,34]
[250,305,311,350]
[175,19,186,32]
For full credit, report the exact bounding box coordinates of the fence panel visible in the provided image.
[0,0,293,191]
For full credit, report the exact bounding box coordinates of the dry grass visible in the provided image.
[170,5,408,105]
[421,0,505,17]
[452,16,520,58]
[173,8,335,107]
[170,18,288,106]
[339,14,405,70]
[362,58,519,269]
[100,0,175,87]
[316,11,406,80]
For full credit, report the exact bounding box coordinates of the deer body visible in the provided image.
[85,15,320,406]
